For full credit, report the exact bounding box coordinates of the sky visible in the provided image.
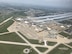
[0,0,72,8]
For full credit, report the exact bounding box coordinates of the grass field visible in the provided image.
[36,47,48,52]
[0,15,11,23]
[47,41,57,46]
[0,43,38,54]
[59,32,72,39]
[0,32,25,43]
[68,42,72,46]
[0,20,14,33]
[48,44,72,54]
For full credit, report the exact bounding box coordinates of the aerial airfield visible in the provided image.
[0,12,72,54]
[4,12,72,54]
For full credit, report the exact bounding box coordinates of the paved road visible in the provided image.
[15,31,42,54]
[0,32,12,35]
[0,31,72,54]
[0,40,51,48]
[44,43,60,54]
[15,31,71,54]
[0,41,28,46]
[0,17,13,25]
[63,43,72,48]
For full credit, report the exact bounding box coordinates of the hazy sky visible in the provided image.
[0,0,72,8]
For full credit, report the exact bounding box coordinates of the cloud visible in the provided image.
[0,0,71,8]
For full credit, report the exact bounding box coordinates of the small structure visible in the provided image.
[35,27,43,32]
[44,40,47,46]
[23,48,31,54]
[16,18,23,21]
[24,21,29,24]
[60,25,65,28]
[47,27,51,30]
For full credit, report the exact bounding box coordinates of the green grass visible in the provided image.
[18,32,44,45]
[0,43,38,54]
[28,39,44,45]
[47,41,57,46]
[36,47,48,52]
[68,42,72,46]
[59,32,72,39]
[0,14,13,23]
[48,44,72,54]
[0,16,9,23]
[0,32,25,43]
[0,20,14,33]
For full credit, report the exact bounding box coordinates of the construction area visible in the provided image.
[8,18,66,40]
